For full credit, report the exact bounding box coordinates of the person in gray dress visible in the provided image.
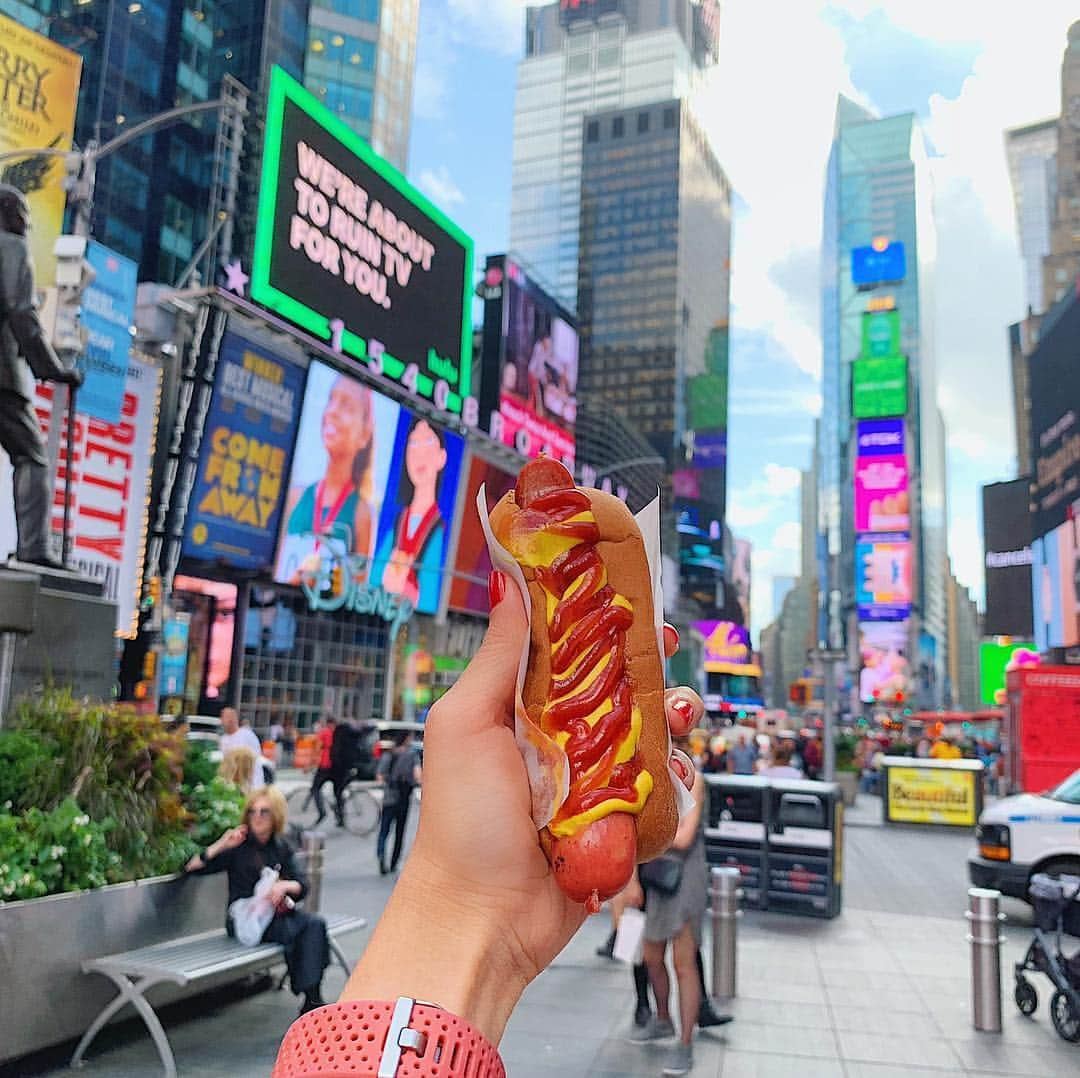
[629,748,709,1076]
[0,184,83,569]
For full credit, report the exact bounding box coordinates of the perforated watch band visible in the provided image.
[273,997,506,1077]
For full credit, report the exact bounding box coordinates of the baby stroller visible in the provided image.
[1014,873,1080,1042]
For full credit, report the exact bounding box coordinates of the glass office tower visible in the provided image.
[819,97,947,709]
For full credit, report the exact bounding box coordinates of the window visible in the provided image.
[612,116,624,138]
[586,120,599,143]
[637,112,650,134]
[663,107,676,129]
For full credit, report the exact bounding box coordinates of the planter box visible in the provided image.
[0,871,227,1064]
[835,771,858,806]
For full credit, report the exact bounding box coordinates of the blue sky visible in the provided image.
[407,1,1076,635]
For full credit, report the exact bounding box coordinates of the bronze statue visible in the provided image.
[0,184,83,570]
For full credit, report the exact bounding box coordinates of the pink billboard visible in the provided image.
[854,419,908,533]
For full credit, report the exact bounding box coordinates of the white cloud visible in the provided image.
[772,521,802,552]
[764,463,803,497]
[948,430,990,460]
[445,0,526,55]
[417,165,466,209]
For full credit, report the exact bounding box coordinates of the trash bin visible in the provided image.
[766,779,843,919]
[703,774,769,908]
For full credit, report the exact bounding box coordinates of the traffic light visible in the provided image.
[52,235,95,357]
[142,575,162,612]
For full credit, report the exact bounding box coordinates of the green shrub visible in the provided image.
[834,733,858,772]
[0,731,60,810]
[185,777,245,848]
[182,740,219,789]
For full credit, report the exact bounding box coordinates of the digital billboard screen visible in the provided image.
[851,241,906,288]
[676,500,724,609]
[861,309,901,359]
[1028,293,1080,538]
[479,255,577,466]
[1030,516,1080,652]
[183,332,306,571]
[694,620,752,672]
[982,477,1033,637]
[855,419,909,533]
[852,355,907,419]
[252,67,473,417]
[856,536,912,621]
[979,641,1038,706]
[447,455,517,616]
[274,360,464,614]
[858,620,910,703]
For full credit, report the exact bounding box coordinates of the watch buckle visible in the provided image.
[378,996,434,1076]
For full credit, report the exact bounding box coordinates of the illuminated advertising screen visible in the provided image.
[982,477,1033,637]
[979,641,1038,706]
[479,255,577,466]
[0,14,81,287]
[854,419,909,533]
[694,620,751,672]
[1028,294,1080,537]
[861,309,901,358]
[1031,516,1080,651]
[852,355,907,419]
[856,536,912,621]
[448,455,516,616]
[676,500,724,608]
[851,240,906,288]
[183,332,306,570]
[274,360,464,615]
[858,621,910,703]
[252,67,474,417]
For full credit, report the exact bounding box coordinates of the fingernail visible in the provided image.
[670,696,695,725]
[669,753,689,781]
[488,570,506,610]
[664,624,680,651]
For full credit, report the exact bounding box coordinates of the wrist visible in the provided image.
[341,855,529,1043]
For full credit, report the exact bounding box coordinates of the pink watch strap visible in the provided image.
[273,998,506,1077]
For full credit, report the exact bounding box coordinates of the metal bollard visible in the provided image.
[302,831,326,914]
[709,866,741,1000]
[966,887,1005,1033]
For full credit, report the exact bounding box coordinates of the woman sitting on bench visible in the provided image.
[184,786,330,1015]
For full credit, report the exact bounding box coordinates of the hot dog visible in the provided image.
[490,458,677,912]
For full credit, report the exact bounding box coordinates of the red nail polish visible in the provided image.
[488,570,506,610]
[664,624,680,649]
[670,696,695,727]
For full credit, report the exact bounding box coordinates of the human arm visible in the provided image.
[669,770,705,852]
[184,825,246,872]
[417,522,445,611]
[335,575,702,1044]
[269,840,308,904]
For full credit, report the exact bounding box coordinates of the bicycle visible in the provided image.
[286,774,382,837]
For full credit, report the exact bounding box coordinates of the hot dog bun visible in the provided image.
[490,459,677,898]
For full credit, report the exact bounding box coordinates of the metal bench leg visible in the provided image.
[71,972,177,1078]
[329,937,352,977]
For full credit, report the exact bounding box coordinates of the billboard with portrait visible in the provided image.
[1031,516,1080,652]
[858,620,910,703]
[856,536,912,621]
[252,67,474,417]
[448,455,516,616]
[855,419,909,533]
[851,240,906,288]
[183,332,306,571]
[479,254,577,466]
[852,355,907,419]
[274,360,464,615]
[982,477,1033,637]
[0,15,81,288]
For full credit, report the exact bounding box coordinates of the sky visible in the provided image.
[406,0,1078,637]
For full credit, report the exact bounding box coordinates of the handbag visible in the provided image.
[228,865,279,946]
[639,855,684,896]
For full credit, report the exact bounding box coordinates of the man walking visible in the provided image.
[375,730,422,875]
[0,185,83,569]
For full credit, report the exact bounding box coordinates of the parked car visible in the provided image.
[969,768,1080,900]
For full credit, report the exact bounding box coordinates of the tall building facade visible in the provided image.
[819,97,947,709]
[510,0,718,309]
[2,0,417,284]
[1005,119,1058,316]
[1043,21,1080,307]
[577,96,730,463]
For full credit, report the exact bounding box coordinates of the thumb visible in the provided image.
[436,570,528,730]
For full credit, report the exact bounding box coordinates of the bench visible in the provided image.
[70,912,367,1077]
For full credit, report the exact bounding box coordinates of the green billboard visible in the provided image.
[979,641,1036,706]
[852,355,908,419]
[861,309,901,358]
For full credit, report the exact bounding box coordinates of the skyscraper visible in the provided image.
[510,0,719,310]
[1043,21,1080,307]
[819,97,947,710]
[1005,119,1057,316]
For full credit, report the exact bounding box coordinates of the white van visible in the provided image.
[968,768,1080,899]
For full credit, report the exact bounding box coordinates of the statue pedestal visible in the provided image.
[0,563,117,722]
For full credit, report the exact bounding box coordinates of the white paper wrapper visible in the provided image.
[478,484,694,829]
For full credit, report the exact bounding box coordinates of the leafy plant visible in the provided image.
[0,731,60,810]
[834,733,859,772]
[182,739,220,790]
[185,777,245,848]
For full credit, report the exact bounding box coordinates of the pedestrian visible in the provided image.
[802,733,822,780]
[375,729,422,875]
[759,740,804,779]
[726,728,757,774]
[219,706,261,757]
[310,716,346,827]
[629,737,712,1076]
[185,786,330,1016]
[219,747,268,793]
[281,715,297,766]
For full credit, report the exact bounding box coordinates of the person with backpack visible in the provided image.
[375,729,422,875]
